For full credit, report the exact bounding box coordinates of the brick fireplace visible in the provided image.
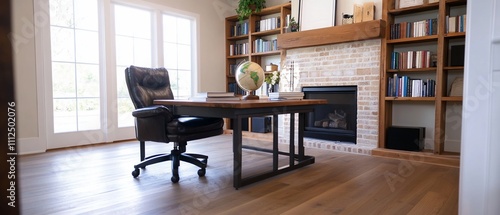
[278,39,381,155]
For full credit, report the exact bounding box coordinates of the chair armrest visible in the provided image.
[132,105,173,122]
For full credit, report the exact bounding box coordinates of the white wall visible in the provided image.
[459,0,500,213]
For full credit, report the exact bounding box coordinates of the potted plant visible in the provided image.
[289,17,299,32]
[236,0,266,22]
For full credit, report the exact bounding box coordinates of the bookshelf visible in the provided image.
[224,2,292,133]
[225,2,291,95]
[374,0,467,165]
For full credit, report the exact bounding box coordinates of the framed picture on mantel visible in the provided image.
[299,0,337,31]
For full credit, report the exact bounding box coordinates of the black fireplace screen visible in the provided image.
[302,86,357,144]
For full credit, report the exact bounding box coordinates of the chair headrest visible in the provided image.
[125,66,174,109]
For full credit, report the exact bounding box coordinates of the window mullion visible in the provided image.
[154,10,164,67]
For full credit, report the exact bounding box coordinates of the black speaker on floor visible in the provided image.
[386,126,425,151]
[251,117,271,133]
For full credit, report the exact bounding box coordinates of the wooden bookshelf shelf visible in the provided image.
[388,3,440,15]
[386,35,438,44]
[252,29,282,36]
[442,96,463,102]
[443,66,464,70]
[385,97,436,101]
[227,35,249,41]
[227,54,249,59]
[387,67,437,73]
[445,32,466,38]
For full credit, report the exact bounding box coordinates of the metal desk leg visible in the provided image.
[233,116,242,189]
[273,115,278,171]
[289,113,295,167]
[298,112,305,160]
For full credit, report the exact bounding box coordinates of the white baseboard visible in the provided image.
[445,139,461,153]
[18,137,46,155]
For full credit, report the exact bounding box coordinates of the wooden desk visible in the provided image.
[154,99,327,189]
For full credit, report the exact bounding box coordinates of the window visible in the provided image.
[50,0,100,133]
[163,14,194,99]
[114,4,153,127]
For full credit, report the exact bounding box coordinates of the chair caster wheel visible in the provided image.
[198,169,206,177]
[171,175,180,183]
[132,169,140,178]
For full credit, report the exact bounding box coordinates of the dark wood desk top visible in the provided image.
[154,99,327,109]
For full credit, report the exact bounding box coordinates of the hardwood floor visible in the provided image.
[19,135,459,214]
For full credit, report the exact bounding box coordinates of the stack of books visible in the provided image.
[268,92,304,100]
[191,92,241,101]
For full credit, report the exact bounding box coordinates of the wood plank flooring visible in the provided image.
[19,135,459,215]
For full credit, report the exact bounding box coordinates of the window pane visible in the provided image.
[76,64,100,97]
[164,42,178,68]
[117,98,134,127]
[133,11,152,39]
[134,38,152,67]
[178,44,191,70]
[51,26,75,62]
[163,15,177,43]
[77,98,100,130]
[116,66,129,98]
[168,69,179,94]
[75,30,99,64]
[53,98,77,133]
[52,62,76,98]
[177,18,191,45]
[49,0,74,27]
[115,5,151,39]
[114,6,134,37]
[115,36,134,66]
[74,0,98,30]
[117,65,134,127]
[177,70,191,98]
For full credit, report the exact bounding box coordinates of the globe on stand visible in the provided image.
[235,61,265,100]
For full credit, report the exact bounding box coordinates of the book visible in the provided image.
[269,96,304,100]
[190,96,241,101]
[269,92,304,100]
[196,92,235,98]
[269,92,304,97]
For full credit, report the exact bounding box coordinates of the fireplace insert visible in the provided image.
[302,86,357,144]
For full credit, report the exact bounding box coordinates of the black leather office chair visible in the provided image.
[125,65,224,183]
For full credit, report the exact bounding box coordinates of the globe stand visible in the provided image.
[242,91,259,100]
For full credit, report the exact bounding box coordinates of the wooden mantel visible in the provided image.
[277,20,386,49]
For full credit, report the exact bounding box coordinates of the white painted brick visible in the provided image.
[281,39,381,154]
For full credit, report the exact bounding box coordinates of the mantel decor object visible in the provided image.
[235,61,265,100]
